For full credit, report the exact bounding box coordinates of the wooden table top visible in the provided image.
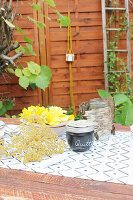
[0,167,133,200]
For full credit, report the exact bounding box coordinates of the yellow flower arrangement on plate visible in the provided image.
[19,105,74,127]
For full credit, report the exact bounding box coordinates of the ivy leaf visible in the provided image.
[15,69,23,77]
[23,36,33,44]
[30,3,41,12]
[0,101,3,109]
[22,68,31,77]
[28,61,41,75]
[19,76,29,89]
[46,0,55,7]
[0,106,7,116]
[56,11,70,27]
[114,94,129,107]
[97,89,112,98]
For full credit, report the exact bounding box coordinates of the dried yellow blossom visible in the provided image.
[1,122,66,163]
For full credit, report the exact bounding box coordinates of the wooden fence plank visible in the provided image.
[50,40,103,55]
[50,29,103,41]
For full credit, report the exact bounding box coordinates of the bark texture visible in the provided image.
[0,0,23,76]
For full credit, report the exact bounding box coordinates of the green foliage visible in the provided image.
[28,61,41,75]
[27,16,46,29]
[113,94,129,107]
[23,36,33,44]
[0,101,3,109]
[16,26,23,34]
[0,0,70,115]
[105,1,132,93]
[97,90,111,98]
[15,69,23,77]
[19,76,30,90]
[56,11,71,27]
[7,68,15,74]
[65,105,73,115]
[15,63,52,91]
[30,3,41,12]
[12,0,69,92]
[74,113,83,121]
[98,89,133,126]
[35,65,52,90]
[46,0,55,8]
[22,68,31,77]
[0,98,15,116]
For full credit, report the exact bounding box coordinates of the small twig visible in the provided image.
[0,54,16,66]
[2,73,8,82]
[12,0,19,22]
[8,0,13,11]
[0,50,23,66]
[2,43,20,55]
[11,50,23,61]
[3,72,12,80]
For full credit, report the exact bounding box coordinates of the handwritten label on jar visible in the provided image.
[75,139,93,147]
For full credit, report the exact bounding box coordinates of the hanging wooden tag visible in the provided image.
[66,54,74,62]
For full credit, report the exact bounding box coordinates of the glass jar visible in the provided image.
[89,99,112,140]
[66,120,94,152]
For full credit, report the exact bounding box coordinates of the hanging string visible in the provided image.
[67,12,76,116]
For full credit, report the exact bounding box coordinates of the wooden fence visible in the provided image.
[0,0,133,115]
[43,0,105,111]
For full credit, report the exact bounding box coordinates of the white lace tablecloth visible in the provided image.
[0,124,133,185]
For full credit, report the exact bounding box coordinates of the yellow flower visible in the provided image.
[45,111,61,126]
[19,105,74,126]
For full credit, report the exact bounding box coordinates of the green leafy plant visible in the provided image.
[98,89,133,126]
[14,62,52,90]
[105,0,132,93]
[74,113,83,121]
[0,0,70,116]
[65,105,73,115]
[0,98,15,116]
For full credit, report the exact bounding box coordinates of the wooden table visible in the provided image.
[0,167,133,200]
[0,118,132,200]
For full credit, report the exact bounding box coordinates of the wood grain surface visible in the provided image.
[0,167,132,200]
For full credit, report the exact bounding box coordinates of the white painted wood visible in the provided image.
[105,7,126,10]
[125,0,132,94]
[101,0,108,91]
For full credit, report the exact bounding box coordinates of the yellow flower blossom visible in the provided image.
[19,105,74,126]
